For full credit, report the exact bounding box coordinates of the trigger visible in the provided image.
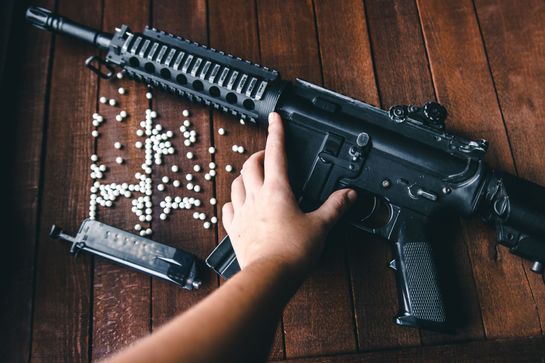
[389,259,397,270]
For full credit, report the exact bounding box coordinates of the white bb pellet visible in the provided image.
[183,119,191,127]
[231,145,238,152]
[135,141,143,149]
[114,142,122,149]
[208,146,216,154]
[99,96,107,104]
[193,212,200,219]
[171,165,179,172]
[91,154,98,162]
[209,162,216,169]
[218,128,225,135]
[203,221,211,229]
[115,115,123,122]
[92,130,99,138]
[187,183,194,191]
[186,152,194,159]
[237,146,245,154]
[210,198,217,205]
[204,173,211,181]
[116,156,124,164]
[157,184,165,191]
[185,174,193,181]
[173,180,181,188]
[162,176,169,184]
[184,139,191,147]
[194,185,201,193]
[193,165,201,172]
[146,92,152,99]
[182,109,190,117]
[160,213,167,221]
[225,164,233,172]
[239,119,245,125]
[116,72,123,79]
[211,216,218,224]
[108,98,117,106]
[136,129,144,137]
[199,213,206,221]
[120,110,128,118]
[209,170,216,177]
[118,87,126,95]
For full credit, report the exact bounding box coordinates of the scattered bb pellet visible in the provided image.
[225,164,233,172]
[208,146,216,154]
[99,96,107,104]
[108,98,117,106]
[182,109,190,117]
[118,87,126,95]
[218,128,225,135]
[210,198,217,205]
[171,165,179,172]
[114,142,122,149]
[115,156,124,164]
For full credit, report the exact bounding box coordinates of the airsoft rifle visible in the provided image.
[26,6,545,332]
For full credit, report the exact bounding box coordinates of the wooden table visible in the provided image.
[2,0,545,361]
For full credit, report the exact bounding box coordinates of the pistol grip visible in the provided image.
[206,235,241,279]
[391,240,449,332]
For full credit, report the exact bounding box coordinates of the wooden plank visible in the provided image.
[365,0,485,344]
[474,0,545,332]
[280,335,545,362]
[314,0,422,350]
[257,0,357,357]
[30,0,101,361]
[416,0,542,337]
[206,0,286,360]
[90,0,152,359]
[150,0,218,330]
[0,0,54,361]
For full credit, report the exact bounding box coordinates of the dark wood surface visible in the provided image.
[2,0,544,361]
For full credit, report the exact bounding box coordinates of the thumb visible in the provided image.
[310,189,357,229]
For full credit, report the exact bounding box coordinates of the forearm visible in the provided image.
[103,257,304,363]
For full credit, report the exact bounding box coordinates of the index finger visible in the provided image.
[264,112,289,184]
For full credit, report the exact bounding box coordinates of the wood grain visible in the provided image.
[280,335,545,362]
[89,0,152,359]
[0,0,54,361]
[416,0,542,338]
[365,0,485,344]
[2,0,543,361]
[474,0,545,332]
[316,0,422,350]
[257,0,357,357]
[30,0,101,361]
[150,0,218,330]
[206,0,286,359]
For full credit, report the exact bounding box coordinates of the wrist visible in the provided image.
[243,256,309,295]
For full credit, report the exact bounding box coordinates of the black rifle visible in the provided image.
[26,6,545,332]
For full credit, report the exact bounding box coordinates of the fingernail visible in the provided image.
[268,112,276,124]
[346,189,357,203]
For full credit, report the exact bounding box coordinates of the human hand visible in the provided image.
[222,112,357,278]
